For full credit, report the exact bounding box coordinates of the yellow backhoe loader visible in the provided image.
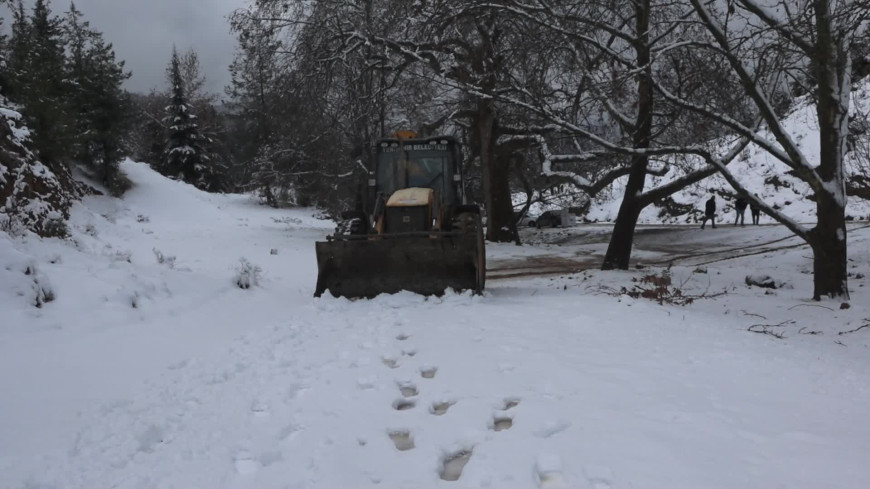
[314,135,485,298]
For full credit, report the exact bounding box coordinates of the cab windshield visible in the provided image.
[376,146,452,198]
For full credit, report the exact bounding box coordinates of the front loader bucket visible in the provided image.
[314,234,484,299]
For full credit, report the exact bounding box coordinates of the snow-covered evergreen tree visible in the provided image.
[7,0,71,166]
[0,94,78,237]
[162,47,212,189]
[0,3,77,237]
[0,0,79,237]
[64,2,131,194]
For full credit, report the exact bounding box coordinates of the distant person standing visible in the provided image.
[700,195,717,229]
[734,196,748,226]
[750,195,761,225]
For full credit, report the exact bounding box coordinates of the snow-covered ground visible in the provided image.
[2,161,870,488]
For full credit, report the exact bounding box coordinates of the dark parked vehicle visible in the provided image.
[513,210,537,227]
[535,210,562,228]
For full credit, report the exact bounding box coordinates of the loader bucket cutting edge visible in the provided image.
[314,236,482,299]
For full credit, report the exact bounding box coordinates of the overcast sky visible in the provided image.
[7,0,246,94]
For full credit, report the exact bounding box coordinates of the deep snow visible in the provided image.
[2,161,870,488]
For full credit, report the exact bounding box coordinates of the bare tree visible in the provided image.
[660,0,870,299]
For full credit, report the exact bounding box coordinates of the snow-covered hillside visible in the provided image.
[2,161,870,488]
[534,79,870,224]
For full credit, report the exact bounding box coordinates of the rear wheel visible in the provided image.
[473,213,486,293]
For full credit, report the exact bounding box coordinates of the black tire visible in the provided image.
[473,213,486,293]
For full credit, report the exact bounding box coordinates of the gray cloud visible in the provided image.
[9,0,245,94]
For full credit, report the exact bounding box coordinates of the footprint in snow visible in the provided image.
[492,414,513,431]
[167,359,189,370]
[396,333,410,341]
[584,466,613,489]
[535,453,568,489]
[393,398,416,411]
[534,419,571,438]
[420,366,438,379]
[136,424,165,453]
[234,451,259,475]
[250,401,270,418]
[398,382,418,398]
[501,397,520,410]
[388,429,415,451]
[402,349,417,357]
[430,400,455,416]
[382,356,400,369]
[439,448,473,481]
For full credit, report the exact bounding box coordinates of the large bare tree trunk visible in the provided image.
[808,0,850,299]
[476,101,516,242]
[602,1,652,270]
[809,194,848,300]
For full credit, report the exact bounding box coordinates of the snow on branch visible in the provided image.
[734,0,814,54]
[502,133,598,189]
[689,0,819,182]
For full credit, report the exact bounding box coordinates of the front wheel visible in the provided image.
[335,214,368,236]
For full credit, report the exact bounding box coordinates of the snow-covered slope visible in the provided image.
[0,101,79,236]
[539,79,870,224]
[2,161,870,488]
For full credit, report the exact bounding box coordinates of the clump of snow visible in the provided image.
[234,257,261,289]
[24,261,55,308]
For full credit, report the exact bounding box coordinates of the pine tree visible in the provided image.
[0,16,8,96]
[13,0,70,165]
[5,0,31,100]
[64,2,131,193]
[163,47,211,189]
[0,1,77,237]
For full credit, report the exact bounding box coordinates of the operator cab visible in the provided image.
[371,136,463,208]
[368,136,464,233]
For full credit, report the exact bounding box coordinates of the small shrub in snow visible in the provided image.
[0,213,27,237]
[617,267,724,306]
[111,251,132,263]
[624,269,695,305]
[153,248,176,269]
[271,216,302,225]
[745,274,789,289]
[270,248,278,255]
[43,217,70,238]
[137,214,150,223]
[84,223,98,237]
[234,258,261,289]
[24,262,55,308]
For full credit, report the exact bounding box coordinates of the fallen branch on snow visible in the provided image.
[747,320,795,339]
[838,322,870,336]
